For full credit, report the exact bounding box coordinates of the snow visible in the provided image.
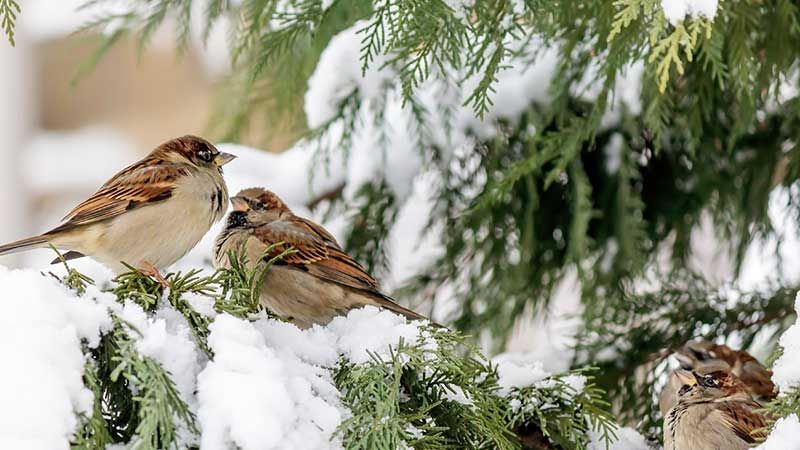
[305,21,394,129]
[770,293,800,392]
[588,427,651,450]
[755,414,800,450]
[660,0,719,25]
[197,314,344,450]
[111,300,205,427]
[0,268,112,450]
[492,353,551,396]
[197,307,431,449]
[0,262,449,449]
[326,306,430,364]
[604,134,625,174]
[505,268,582,373]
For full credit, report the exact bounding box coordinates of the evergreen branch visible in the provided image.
[0,0,19,46]
[214,242,295,319]
[71,360,115,450]
[335,325,616,449]
[108,317,197,449]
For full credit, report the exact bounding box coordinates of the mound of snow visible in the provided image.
[0,268,112,450]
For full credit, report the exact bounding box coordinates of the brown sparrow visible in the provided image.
[677,340,776,402]
[664,369,766,450]
[213,188,434,328]
[0,135,235,276]
[658,360,732,417]
[659,341,776,417]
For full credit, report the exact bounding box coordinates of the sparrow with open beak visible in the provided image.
[663,369,767,450]
[214,188,436,329]
[0,135,235,280]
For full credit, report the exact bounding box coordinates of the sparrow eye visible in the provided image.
[701,376,718,388]
[197,149,214,163]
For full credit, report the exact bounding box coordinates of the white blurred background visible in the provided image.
[0,0,263,277]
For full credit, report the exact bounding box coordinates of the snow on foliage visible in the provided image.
[749,292,800,449]
[771,293,800,392]
[755,414,800,450]
[588,427,651,450]
[0,263,634,449]
[492,353,551,396]
[660,0,719,25]
[198,314,344,450]
[0,268,111,450]
[198,307,437,450]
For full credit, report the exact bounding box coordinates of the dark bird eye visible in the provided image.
[198,149,214,163]
[701,376,718,388]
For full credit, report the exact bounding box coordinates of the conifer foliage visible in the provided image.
[7,0,800,447]
[53,254,617,450]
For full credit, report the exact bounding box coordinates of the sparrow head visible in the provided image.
[231,187,291,213]
[154,135,236,170]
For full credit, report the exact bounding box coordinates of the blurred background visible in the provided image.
[0,0,283,272]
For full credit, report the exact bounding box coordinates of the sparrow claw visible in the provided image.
[140,261,170,289]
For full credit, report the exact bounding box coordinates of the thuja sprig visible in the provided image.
[71,360,114,450]
[0,0,19,46]
[333,324,614,450]
[110,264,164,311]
[507,369,617,450]
[47,252,197,449]
[109,317,197,450]
[214,242,295,319]
[48,246,95,296]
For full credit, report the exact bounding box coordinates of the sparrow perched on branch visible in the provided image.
[214,187,435,329]
[663,369,766,450]
[659,341,776,416]
[0,135,235,278]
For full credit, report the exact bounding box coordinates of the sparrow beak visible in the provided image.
[674,369,697,386]
[214,152,237,166]
[230,196,250,212]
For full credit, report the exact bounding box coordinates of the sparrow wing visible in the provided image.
[253,218,381,293]
[717,400,768,443]
[293,216,342,248]
[253,217,434,324]
[49,159,189,233]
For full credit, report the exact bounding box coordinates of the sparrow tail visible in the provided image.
[0,235,49,257]
[375,296,446,329]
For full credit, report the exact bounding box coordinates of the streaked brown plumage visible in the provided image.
[214,188,434,328]
[0,135,235,273]
[664,369,767,450]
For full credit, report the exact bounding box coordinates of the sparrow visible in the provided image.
[658,360,730,417]
[677,340,776,402]
[663,369,766,450]
[0,135,235,278]
[213,187,434,329]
